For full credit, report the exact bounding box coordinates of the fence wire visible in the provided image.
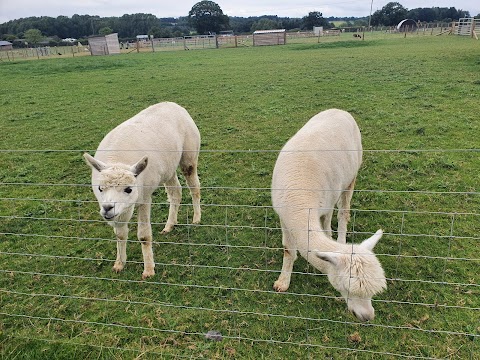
[0,149,479,358]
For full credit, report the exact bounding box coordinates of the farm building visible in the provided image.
[313,26,324,36]
[397,19,418,32]
[253,29,286,46]
[0,41,13,51]
[136,35,150,42]
[88,33,120,56]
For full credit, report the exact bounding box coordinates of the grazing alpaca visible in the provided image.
[272,109,386,321]
[84,102,201,279]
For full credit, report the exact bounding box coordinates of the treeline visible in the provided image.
[406,7,470,22]
[0,13,336,40]
[0,14,191,41]
[0,13,336,44]
[370,3,471,27]
[230,15,332,33]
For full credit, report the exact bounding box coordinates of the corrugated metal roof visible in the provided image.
[0,41,13,46]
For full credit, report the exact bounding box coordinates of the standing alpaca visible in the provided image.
[272,109,386,321]
[84,102,201,279]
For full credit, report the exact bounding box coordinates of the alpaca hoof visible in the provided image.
[113,262,124,273]
[192,215,201,224]
[161,224,175,234]
[142,270,155,279]
[273,280,289,292]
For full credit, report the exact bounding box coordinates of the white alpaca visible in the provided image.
[84,102,201,279]
[272,109,386,321]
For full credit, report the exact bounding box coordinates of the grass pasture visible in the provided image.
[1,34,480,359]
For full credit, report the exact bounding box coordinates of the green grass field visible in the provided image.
[1,34,479,359]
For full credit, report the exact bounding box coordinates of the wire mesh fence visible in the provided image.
[0,148,479,358]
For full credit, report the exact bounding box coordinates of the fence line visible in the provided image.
[2,182,480,197]
[0,23,462,61]
[2,147,480,152]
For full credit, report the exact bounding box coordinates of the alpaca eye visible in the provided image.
[98,186,103,193]
[124,187,132,194]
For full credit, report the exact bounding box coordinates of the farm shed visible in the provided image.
[0,41,13,51]
[253,29,286,46]
[88,33,120,56]
[397,19,418,32]
[136,35,150,41]
[313,26,323,36]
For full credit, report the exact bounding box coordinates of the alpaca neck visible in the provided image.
[296,230,351,273]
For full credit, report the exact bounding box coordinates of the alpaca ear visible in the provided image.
[361,229,383,251]
[84,153,107,172]
[316,251,340,266]
[131,156,148,177]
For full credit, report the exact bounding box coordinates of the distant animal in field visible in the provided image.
[271,109,386,321]
[84,102,201,279]
[353,33,362,38]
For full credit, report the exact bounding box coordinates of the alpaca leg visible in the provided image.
[337,178,356,243]
[161,175,182,234]
[113,224,128,272]
[112,207,134,272]
[273,224,297,292]
[137,201,155,279]
[181,156,201,224]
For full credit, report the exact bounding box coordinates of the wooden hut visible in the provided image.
[88,33,121,56]
[0,41,13,51]
[253,29,286,46]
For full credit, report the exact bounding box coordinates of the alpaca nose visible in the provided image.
[101,204,115,220]
[352,309,374,322]
[103,204,114,212]
[348,299,375,322]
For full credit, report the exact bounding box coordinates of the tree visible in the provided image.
[250,18,279,31]
[188,1,229,34]
[370,2,408,26]
[149,25,173,38]
[98,26,113,35]
[24,28,43,46]
[4,34,17,41]
[302,11,331,30]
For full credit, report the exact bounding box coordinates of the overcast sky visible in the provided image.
[1,0,479,24]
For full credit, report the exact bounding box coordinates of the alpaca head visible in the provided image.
[84,153,148,222]
[316,230,386,322]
